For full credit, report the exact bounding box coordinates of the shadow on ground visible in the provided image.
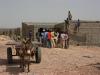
[89,63,100,70]
[0,58,36,75]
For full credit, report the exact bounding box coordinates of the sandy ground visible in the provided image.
[0,35,100,75]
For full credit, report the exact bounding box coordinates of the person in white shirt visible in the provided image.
[61,32,65,48]
[61,31,69,49]
[64,32,69,49]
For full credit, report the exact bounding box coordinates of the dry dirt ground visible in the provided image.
[0,35,100,75]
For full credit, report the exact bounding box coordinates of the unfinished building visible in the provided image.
[22,22,58,40]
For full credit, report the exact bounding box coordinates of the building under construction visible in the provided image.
[22,22,58,40]
[54,20,100,46]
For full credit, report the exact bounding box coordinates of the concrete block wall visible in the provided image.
[22,22,55,41]
[22,23,34,40]
[70,21,100,46]
[54,21,100,46]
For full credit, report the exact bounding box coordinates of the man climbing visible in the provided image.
[65,18,69,29]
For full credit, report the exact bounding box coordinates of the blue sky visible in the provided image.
[0,0,100,28]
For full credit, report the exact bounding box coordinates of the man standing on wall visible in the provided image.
[77,19,80,32]
[68,11,72,21]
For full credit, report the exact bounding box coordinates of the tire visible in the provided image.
[7,47,13,64]
[35,47,41,63]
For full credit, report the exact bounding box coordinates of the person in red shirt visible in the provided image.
[47,30,52,48]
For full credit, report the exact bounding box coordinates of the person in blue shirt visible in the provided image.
[41,29,48,47]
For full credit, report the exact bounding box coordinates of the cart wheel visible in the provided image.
[7,47,13,64]
[35,47,41,63]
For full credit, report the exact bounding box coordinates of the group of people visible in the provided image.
[35,11,73,49]
[35,11,80,49]
[36,29,69,49]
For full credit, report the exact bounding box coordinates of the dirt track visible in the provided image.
[0,35,100,75]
